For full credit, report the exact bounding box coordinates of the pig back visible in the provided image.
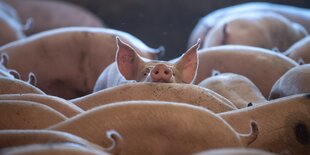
[0,27,159,99]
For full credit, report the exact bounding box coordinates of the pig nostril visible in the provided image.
[164,70,170,75]
[155,71,159,74]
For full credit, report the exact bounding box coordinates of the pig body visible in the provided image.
[269,64,310,99]
[0,143,111,155]
[203,12,307,52]
[188,2,310,47]
[0,27,162,99]
[0,100,66,129]
[194,148,276,155]
[93,37,199,91]
[0,1,25,46]
[49,101,258,155]
[5,0,105,36]
[198,73,266,109]
[284,36,310,64]
[194,45,298,98]
[219,94,310,154]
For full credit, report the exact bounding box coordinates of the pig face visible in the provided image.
[116,37,200,84]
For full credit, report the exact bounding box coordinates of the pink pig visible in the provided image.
[93,37,200,92]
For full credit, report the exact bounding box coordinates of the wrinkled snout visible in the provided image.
[151,64,173,82]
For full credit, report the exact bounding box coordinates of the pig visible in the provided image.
[284,36,310,64]
[49,101,258,155]
[194,45,298,98]
[93,37,200,92]
[5,0,105,36]
[198,73,267,109]
[0,129,118,154]
[0,143,112,155]
[203,12,307,52]
[188,2,310,48]
[219,94,310,154]
[269,64,310,100]
[0,100,67,129]
[0,0,25,46]
[194,148,277,155]
[75,83,237,112]
[0,27,162,99]
[0,77,44,95]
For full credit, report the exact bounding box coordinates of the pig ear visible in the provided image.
[175,39,200,83]
[116,37,142,80]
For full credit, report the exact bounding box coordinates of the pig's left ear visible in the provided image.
[175,39,200,83]
[116,37,143,80]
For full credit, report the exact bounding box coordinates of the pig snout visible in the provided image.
[151,64,173,82]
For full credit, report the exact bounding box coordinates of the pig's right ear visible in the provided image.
[175,39,200,83]
[116,37,142,80]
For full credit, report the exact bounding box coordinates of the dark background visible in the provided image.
[63,0,310,60]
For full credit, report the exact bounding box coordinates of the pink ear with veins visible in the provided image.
[116,37,142,80]
[176,39,200,83]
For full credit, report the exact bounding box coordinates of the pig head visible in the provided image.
[93,37,200,92]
